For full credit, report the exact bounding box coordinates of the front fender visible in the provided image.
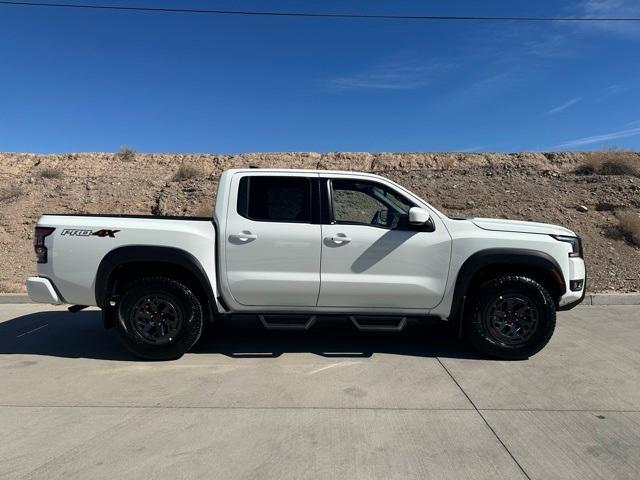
[449,248,566,321]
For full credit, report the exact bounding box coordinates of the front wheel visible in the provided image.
[115,277,204,360]
[464,275,556,360]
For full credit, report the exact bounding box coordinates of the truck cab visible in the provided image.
[216,169,451,313]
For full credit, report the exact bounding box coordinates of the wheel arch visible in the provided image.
[449,248,566,323]
[95,245,218,321]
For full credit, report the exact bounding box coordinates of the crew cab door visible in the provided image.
[223,172,321,307]
[318,175,451,310]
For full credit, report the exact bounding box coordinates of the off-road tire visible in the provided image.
[116,277,204,360]
[464,275,556,360]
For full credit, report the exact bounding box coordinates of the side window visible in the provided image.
[331,179,414,229]
[237,176,312,223]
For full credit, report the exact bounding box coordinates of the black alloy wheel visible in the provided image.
[130,294,184,345]
[483,293,539,346]
[116,277,204,360]
[464,275,556,360]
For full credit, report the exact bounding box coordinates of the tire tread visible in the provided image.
[115,276,204,360]
[464,274,556,360]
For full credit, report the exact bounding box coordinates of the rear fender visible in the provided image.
[95,245,218,320]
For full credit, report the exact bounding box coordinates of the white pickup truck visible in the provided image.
[27,168,586,360]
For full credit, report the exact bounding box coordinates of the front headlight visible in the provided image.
[551,235,583,258]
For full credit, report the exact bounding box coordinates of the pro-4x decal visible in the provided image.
[61,229,120,238]
[91,229,120,238]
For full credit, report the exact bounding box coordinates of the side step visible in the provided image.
[349,316,407,332]
[258,314,317,330]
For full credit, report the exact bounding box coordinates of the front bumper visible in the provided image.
[557,282,586,311]
[26,276,64,305]
[557,258,586,311]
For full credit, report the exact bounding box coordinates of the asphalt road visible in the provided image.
[0,304,639,480]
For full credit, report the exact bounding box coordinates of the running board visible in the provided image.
[258,314,317,330]
[68,304,88,313]
[349,316,407,332]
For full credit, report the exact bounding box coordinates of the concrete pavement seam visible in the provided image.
[0,404,477,411]
[435,357,532,480]
[2,405,639,413]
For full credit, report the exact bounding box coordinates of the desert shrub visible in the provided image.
[37,166,63,179]
[577,148,639,176]
[436,156,456,170]
[194,204,213,217]
[617,210,640,246]
[172,164,203,181]
[115,145,136,162]
[0,185,23,203]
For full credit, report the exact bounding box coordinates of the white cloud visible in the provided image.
[556,127,640,147]
[523,33,574,58]
[325,61,452,91]
[547,97,583,115]
[605,84,624,95]
[596,80,640,101]
[578,0,640,38]
[596,83,625,101]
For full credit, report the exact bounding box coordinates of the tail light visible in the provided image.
[34,227,55,263]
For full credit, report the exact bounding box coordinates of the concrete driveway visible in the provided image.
[0,304,638,480]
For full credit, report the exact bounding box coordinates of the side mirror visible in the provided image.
[409,207,431,226]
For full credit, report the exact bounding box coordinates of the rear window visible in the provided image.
[237,176,312,223]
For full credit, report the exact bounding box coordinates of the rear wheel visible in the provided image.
[464,275,556,360]
[115,277,204,360]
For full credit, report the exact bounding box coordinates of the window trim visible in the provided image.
[319,178,331,225]
[236,175,317,224]
[327,178,420,231]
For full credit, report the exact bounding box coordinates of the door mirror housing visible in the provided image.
[408,207,431,226]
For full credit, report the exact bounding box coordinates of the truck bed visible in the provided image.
[34,213,217,306]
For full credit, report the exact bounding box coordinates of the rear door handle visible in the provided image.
[230,231,257,242]
[326,234,351,244]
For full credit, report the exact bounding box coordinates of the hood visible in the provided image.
[470,217,576,236]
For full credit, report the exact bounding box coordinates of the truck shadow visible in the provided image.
[350,229,417,273]
[0,310,482,361]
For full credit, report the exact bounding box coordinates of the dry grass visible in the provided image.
[115,145,136,162]
[172,164,204,181]
[194,204,213,217]
[0,280,26,293]
[0,185,24,203]
[617,210,640,246]
[36,166,63,179]
[436,156,456,170]
[577,148,639,176]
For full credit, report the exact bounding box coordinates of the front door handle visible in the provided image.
[229,231,257,242]
[326,234,351,244]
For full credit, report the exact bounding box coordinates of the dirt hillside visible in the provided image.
[1,151,639,293]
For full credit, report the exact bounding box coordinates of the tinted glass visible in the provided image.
[238,176,312,223]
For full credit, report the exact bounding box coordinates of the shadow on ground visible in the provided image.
[0,310,481,361]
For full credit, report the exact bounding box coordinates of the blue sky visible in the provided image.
[1,0,639,153]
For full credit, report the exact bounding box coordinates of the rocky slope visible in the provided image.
[1,151,639,293]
